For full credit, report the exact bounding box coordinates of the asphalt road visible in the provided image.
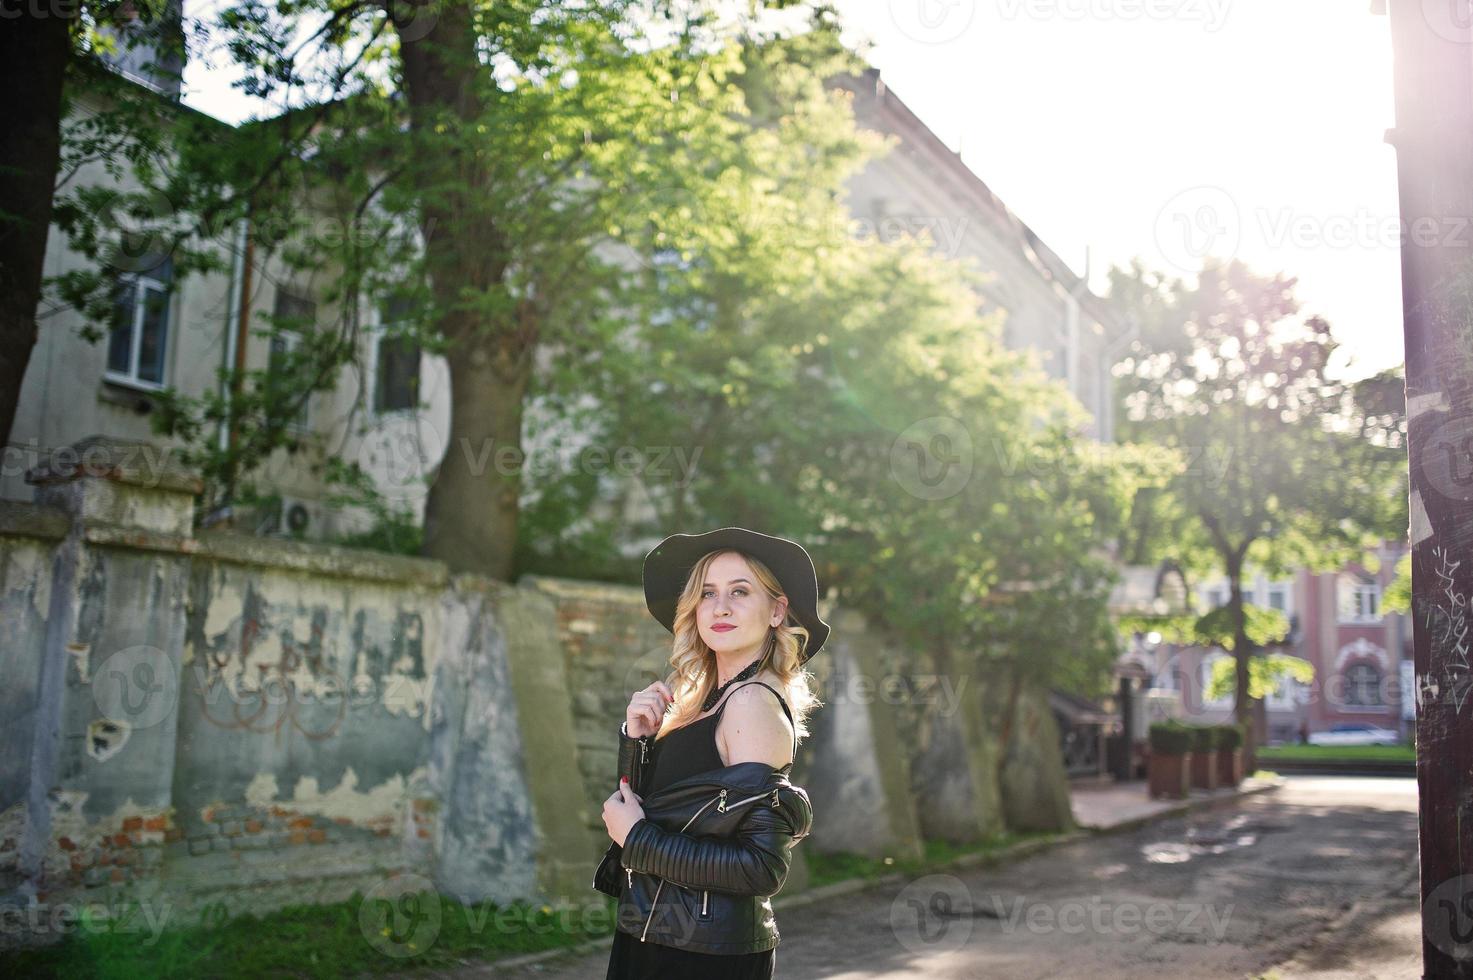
[489,776,1421,979]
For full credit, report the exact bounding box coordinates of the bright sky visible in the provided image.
[180,0,1405,381]
[830,0,1404,381]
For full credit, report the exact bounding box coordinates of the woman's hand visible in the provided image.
[625,680,674,739]
[602,777,645,846]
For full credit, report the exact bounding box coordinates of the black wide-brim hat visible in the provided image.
[642,527,830,663]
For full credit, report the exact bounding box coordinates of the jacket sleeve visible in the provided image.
[618,793,812,897]
[617,722,652,796]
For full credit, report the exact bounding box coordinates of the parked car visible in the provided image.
[1307,724,1402,746]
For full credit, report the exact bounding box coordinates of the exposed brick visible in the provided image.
[332,817,353,826]
[58,837,77,851]
[416,828,429,839]
[307,830,327,844]
[144,816,168,833]
[244,819,264,834]
[288,817,314,830]
[110,868,125,883]
[121,816,144,833]
[164,828,184,843]
[289,831,308,845]
[201,805,221,824]
[111,834,130,848]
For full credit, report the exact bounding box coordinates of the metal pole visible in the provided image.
[1383,2,1473,975]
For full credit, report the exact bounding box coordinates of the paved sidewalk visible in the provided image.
[481,776,1409,980]
[1070,775,1281,832]
[436,776,1284,978]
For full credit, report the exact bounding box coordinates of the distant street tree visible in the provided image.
[1108,258,1407,756]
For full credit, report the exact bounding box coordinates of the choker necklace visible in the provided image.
[702,656,763,713]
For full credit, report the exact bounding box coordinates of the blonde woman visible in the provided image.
[596,527,828,979]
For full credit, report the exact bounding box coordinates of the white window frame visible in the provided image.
[104,273,170,391]
[1339,580,1382,624]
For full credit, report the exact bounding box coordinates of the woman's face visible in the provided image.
[698,552,787,657]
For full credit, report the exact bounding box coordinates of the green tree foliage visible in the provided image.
[1108,258,1407,745]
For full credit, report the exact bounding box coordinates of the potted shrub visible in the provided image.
[1216,724,1244,787]
[1189,726,1219,791]
[1148,721,1193,799]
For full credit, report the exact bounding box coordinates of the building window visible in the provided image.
[1198,654,1232,708]
[1203,586,1226,609]
[269,289,317,431]
[1338,577,1381,623]
[1345,663,1383,706]
[105,267,172,389]
[375,298,421,414]
[1267,584,1289,613]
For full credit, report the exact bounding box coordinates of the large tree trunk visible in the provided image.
[0,12,70,445]
[398,2,533,580]
[421,325,529,580]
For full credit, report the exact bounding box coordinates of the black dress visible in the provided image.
[605,682,789,980]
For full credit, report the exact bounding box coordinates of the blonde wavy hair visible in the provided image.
[655,548,822,747]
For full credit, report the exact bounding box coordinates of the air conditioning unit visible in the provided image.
[262,495,322,538]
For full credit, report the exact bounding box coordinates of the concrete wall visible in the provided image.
[1,437,1076,942]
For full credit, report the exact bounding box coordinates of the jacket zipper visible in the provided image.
[640,788,730,941]
[701,889,709,916]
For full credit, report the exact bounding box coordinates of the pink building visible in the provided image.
[1114,540,1411,745]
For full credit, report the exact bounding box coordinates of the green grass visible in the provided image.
[1257,743,1415,763]
[7,832,1067,978]
[4,891,618,980]
[802,830,1059,890]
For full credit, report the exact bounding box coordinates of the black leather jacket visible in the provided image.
[592,724,813,954]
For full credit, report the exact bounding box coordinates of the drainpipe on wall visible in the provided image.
[202,216,251,528]
[218,217,247,455]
